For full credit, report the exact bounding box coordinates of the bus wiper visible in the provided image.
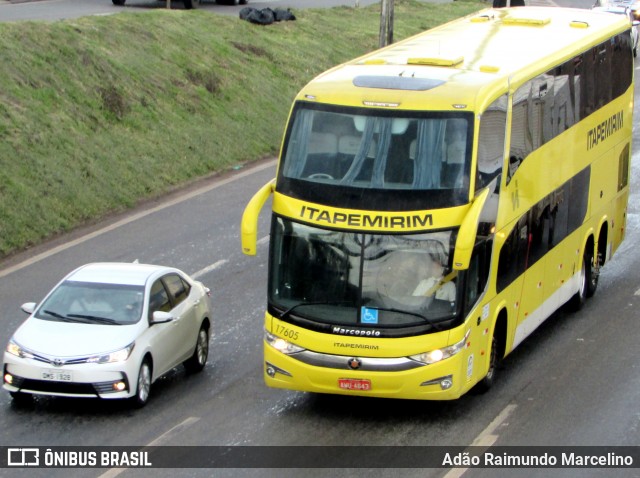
[363,306,444,331]
[279,301,353,320]
[67,314,120,325]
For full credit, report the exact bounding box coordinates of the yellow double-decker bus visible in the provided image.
[241,6,634,400]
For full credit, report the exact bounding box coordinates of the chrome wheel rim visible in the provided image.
[137,363,151,403]
[197,329,209,366]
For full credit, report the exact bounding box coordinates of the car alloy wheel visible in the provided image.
[133,360,152,408]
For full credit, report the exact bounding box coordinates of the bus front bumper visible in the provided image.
[263,342,468,400]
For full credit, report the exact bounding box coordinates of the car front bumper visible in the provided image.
[3,352,137,400]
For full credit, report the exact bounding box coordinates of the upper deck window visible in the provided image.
[278,103,473,211]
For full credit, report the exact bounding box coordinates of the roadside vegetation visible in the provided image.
[0,0,484,259]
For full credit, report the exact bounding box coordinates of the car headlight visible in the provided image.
[86,343,135,364]
[265,331,305,354]
[6,339,35,360]
[409,330,470,365]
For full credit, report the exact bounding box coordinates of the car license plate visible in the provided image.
[338,378,371,391]
[42,370,73,382]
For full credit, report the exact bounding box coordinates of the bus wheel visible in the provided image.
[568,252,588,311]
[585,249,599,298]
[476,334,498,393]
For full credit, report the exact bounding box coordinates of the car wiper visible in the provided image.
[278,301,353,320]
[67,314,120,325]
[42,309,87,323]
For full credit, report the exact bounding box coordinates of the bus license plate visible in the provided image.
[42,370,73,382]
[338,378,371,391]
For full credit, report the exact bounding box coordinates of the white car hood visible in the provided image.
[13,318,139,357]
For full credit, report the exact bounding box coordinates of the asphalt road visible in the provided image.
[1,1,640,477]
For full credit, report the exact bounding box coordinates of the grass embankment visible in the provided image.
[0,0,484,259]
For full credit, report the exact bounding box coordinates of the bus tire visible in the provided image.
[585,249,599,298]
[476,334,498,393]
[112,0,126,5]
[569,250,590,311]
[184,0,199,9]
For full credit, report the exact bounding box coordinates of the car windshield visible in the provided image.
[35,281,145,325]
[269,217,463,335]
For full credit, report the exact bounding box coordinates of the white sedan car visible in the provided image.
[3,262,212,407]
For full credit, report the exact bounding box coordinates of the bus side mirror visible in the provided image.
[241,179,275,256]
[452,188,490,271]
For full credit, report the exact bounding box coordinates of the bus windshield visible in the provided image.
[277,103,473,211]
[269,217,463,335]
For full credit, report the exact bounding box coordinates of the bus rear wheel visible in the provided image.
[568,248,595,311]
[585,249,599,298]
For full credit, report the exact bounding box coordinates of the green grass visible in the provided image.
[0,0,484,259]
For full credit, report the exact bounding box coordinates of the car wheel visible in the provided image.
[184,325,209,373]
[112,0,126,5]
[131,359,152,408]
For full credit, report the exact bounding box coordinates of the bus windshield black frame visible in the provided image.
[268,216,466,337]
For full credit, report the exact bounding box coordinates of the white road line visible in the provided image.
[0,160,277,279]
[97,416,201,478]
[257,235,270,246]
[441,404,517,478]
[634,287,640,296]
[192,259,229,279]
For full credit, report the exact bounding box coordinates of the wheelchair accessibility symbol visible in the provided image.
[361,307,379,324]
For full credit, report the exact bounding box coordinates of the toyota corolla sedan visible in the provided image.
[3,262,212,407]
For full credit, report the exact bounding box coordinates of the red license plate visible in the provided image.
[338,378,371,391]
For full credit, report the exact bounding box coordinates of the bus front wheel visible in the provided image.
[475,334,498,393]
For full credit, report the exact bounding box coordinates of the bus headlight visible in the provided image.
[409,331,469,365]
[265,331,305,355]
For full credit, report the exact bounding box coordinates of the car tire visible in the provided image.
[184,325,209,373]
[112,0,126,5]
[131,359,152,408]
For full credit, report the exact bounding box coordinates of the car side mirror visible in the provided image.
[150,311,174,324]
[21,302,36,314]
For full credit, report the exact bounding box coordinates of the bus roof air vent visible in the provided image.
[407,56,464,67]
[502,14,551,26]
[569,20,589,29]
[470,14,494,23]
[353,75,445,91]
